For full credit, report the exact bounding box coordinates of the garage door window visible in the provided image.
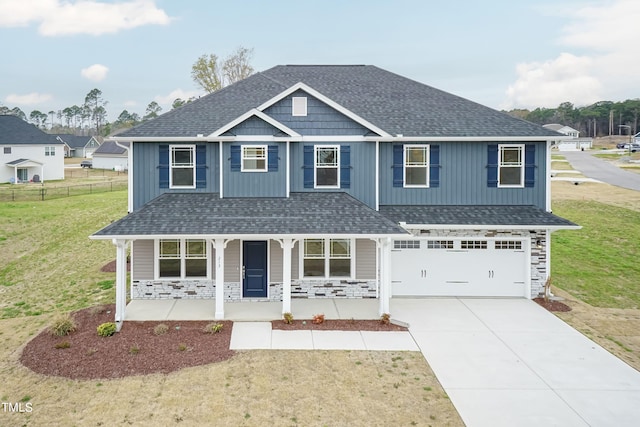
[495,240,522,250]
[461,240,487,249]
[394,240,420,249]
[426,240,454,249]
[303,238,352,278]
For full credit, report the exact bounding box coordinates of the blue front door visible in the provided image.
[243,241,268,298]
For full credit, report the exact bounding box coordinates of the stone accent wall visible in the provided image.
[291,279,377,298]
[132,280,215,299]
[409,228,548,299]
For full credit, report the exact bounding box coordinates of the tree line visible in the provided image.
[506,99,640,138]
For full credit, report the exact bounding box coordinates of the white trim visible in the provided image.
[286,140,290,197]
[292,96,307,117]
[240,239,270,299]
[114,140,132,212]
[154,238,211,280]
[91,232,412,241]
[240,144,268,172]
[219,141,224,198]
[107,135,570,143]
[169,144,196,189]
[314,144,340,189]
[256,82,391,138]
[403,144,430,188]
[545,140,551,211]
[497,144,525,188]
[209,108,301,138]
[375,140,380,211]
[299,237,355,279]
[398,222,581,231]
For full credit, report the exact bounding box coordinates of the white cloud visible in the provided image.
[154,89,201,107]
[0,0,171,36]
[502,0,640,109]
[5,92,53,105]
[80,64,109,82]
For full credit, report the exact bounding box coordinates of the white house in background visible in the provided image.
[57,134,101,158]
[0,115,64,183]
[544,123,592,151]
[92,140,129,170]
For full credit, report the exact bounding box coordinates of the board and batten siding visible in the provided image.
[270,240,283,282]
[355,239,377,280]
[223,142,286,197]
[379,141,547,209]
[224,240,241,282]
[132,142,219,211]
[132,240,154,281]
[263,90,369,136]
[289,141,377,209]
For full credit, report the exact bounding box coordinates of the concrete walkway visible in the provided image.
[391,298,640,427]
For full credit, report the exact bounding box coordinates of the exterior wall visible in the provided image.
[132,142,219,210]
[411,228,547,298]
[0,144,64,183]
[263,90,369,136]
[379,141,548,209]
[289,141,377,208]
[356,239,377,279]
[92,154,128,171]
[225,115,281,136]
[223,142,286,197]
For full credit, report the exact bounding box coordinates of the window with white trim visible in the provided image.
[292,96,307,116]
[303,238,352,278]
[315,145,339,188]
[495,240,522,250]
[241,145,267,172]
[394,240,421,249]
[158,239,208,279]
[498,144,524,187]
[404,145,429,187]
[426,240,454,249]
[170,145,195,188]
[461,240,487,249]
[45,146,55,156]
[4,147,11,154]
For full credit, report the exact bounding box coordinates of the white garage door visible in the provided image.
[391,239,528,297]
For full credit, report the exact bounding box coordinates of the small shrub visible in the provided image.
[380,313,391,325]
[202,322,223,334]
[153,323,169,336]
[312,313,325,324]
[178,343,188,351]
[283,312,294,324]
[54,341,70,349]
[129,344,140,355]
[49,313,77,337]
[97,322,117,337]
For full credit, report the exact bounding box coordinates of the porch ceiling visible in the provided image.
[92,192,409,238]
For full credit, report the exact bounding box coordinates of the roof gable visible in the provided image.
[0,115,62,145]
[211,109,300,138]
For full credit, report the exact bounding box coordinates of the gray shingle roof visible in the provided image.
[379,205,578,228]
[118,65,561,139]
[55,134,94,149]
[0,115,62,145]
[93,140,128,155]
[93,192,409,237]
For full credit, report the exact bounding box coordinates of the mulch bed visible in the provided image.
[20,305,234,380]
[533,297,572,312]
[272,319,407,331]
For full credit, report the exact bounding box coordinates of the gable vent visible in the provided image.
[292,97,307,117]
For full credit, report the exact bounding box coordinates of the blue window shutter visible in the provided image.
[159,145,169,188]
[195,145,206,188]
[392,145,403,187]
[340,145,350,188]
[303,145,314,188]
[429,144,440,188]
[524,144,536,187]
[230,145,241,172]
[268,145,278,172]
[487,145,498,187]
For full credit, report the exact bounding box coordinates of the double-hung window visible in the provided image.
[498,144,524,187]
[241,145,267,172]
[170,145,195,188]
[158,239,208,279]
[315,145,339,188]
[45,146,55,156]
[404,145,429,187]
[303,238,352,278]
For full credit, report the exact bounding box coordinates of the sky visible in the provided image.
[1,0,639,123]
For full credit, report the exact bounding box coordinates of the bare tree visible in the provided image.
[191,46,255,93]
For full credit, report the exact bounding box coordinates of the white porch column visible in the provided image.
[113,239,128,331]
[281,238,293,315]
[214,238,226,319]
[379,238,392,316]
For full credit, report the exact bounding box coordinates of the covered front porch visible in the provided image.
[124,298,380,321]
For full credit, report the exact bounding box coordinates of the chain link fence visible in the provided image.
[0,180,127,202]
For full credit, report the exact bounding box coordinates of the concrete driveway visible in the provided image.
[391,298,640,426]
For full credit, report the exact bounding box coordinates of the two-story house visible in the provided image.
[91,65,578,328]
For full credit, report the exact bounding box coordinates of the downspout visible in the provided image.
[114,140,132,213]
[286,140,290,198]
[375,140,380,211]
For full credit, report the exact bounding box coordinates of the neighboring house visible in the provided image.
[57,135,101,158]
[92,140,129,170]
[635,132,640,144]
[0,115,64,183]
[91,65,579,328]
[543,124,592,151]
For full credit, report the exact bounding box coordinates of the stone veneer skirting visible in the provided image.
[411,228,547,298]
[132,279,377,301]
